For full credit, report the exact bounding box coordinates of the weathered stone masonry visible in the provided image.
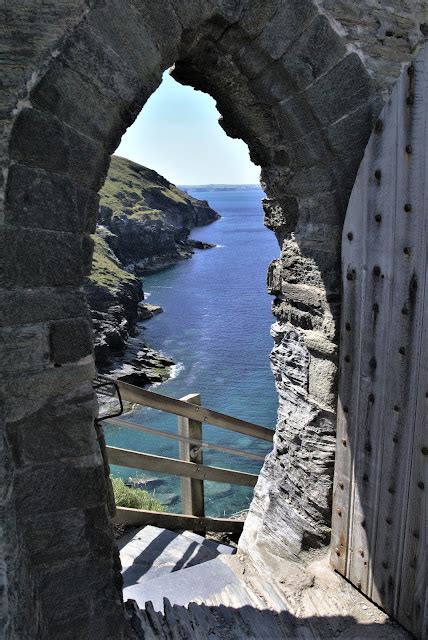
[0,1,426,637]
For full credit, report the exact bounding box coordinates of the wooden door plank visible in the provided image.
[348,83,399,594]
[366,56,415,609]
[332,44,428,639]
[330,160,368,576]
[370,50,427,625]
[394,45,428,638]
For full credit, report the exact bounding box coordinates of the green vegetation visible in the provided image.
[99,155,197,219]
[111,476,165,511]
[89,235,136,292]
[88,155,212,294]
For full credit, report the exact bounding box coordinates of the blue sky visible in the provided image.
[115,71,260,185]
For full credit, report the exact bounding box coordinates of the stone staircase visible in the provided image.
[121,526,411,639]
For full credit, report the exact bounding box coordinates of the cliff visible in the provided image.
[85,156,220,376]
[98,155,220,273]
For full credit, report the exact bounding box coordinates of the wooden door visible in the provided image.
[331,45,427,639]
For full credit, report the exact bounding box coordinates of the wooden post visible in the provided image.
[178,393,205,517]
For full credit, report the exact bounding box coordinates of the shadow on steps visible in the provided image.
[124,598,411,639]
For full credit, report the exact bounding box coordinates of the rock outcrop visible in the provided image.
[98,155,220,274]
[84,156,220,376]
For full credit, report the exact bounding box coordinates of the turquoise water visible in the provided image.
[105,188,279,516]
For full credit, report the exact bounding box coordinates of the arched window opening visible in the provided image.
[90,72,278,517]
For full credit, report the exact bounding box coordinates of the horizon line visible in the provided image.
[179,182,262,186]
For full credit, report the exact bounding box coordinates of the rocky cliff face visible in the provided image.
[84,156,220,374]
[98,155,220,273]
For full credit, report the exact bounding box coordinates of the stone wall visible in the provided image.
[0,0,425,636]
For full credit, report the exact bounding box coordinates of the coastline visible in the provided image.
[84,156,220,404]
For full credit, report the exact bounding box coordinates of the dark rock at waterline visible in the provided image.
[106,344,175,388]
[84,155,220,379]
[187,239,217,250]
[138,303,163,321]
[127,478,165,491]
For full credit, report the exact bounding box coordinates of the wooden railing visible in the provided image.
[101,380,274,533]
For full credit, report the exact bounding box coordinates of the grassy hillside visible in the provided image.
[99,155,200,219]
[89,234,136,292]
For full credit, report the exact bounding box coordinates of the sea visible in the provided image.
[104,187,280,517]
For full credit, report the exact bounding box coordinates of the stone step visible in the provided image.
[126,596,295,639]
[120,525,235,588]
[123,556,247,613]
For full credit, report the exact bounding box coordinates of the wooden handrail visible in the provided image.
[105,417,268,461]
[107,445,258,487]
[115,380,274,442]
[114,506,245,534]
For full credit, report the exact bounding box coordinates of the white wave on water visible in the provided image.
[149,361,185,389]
[144,292,151,299]
[169,361,185,380]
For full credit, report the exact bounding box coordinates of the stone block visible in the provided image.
[250,61,293,105]
[130,0,183,64]
[1,362,95,423]
[274,93,320,145]
[0,227,84,288]
[9,108,68,175]
[281,15,347,88]
[49,317,93,365]
[308,353,338,410]
[89,586,125,640]
[169,0,213,29]
[87,0,162,77]
[327,97,382,160]
[30,61,127,152]
[281,282,325,312]
[0,289,89,327]
[233,43,271,79]
[238,0,282,37]
[5,164,98,233]
[66,124,110,192]
[287,129,334,172]
[14,458,106,518]
[0,324,50,374]
[44,612,91,640]
[287,162,338,197]
[77,188,99,234]
[47,588,123,640]
[60,22,153,106]
[84,505,116,559]
[9,108,109,190]
[21,509,89,566]
[254,0,317,60]
[37,555,113,612]
[81,233,95,277]
[305,53,375,126]
[6,394,97,466]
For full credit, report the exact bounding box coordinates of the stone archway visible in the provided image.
[1,1,425,637]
